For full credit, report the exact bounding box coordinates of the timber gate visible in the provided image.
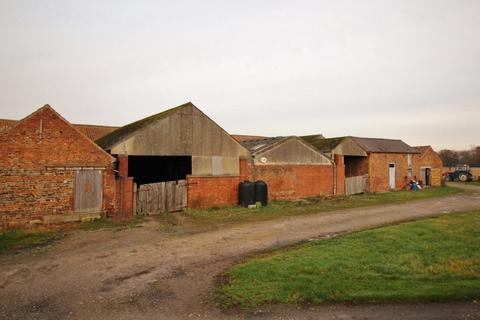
[136,180,187,214]
[345,174,368,195]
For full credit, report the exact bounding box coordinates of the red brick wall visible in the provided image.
[251,164,334,200]
[334,155,345,195]
[368,153,410,192]
[413,148,443,187]
[0,106,117,229]
[187,175,241,209]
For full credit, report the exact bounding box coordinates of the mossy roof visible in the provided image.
[301,135,347,152]
[96,102,192,149]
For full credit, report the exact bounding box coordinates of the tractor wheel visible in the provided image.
[458,173,468,182]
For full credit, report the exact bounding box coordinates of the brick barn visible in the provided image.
[0,105,117,229]
[303,135,420,193]
[347,137,420,192]
[413,146,443,187]
[240,136,341,200]
[301,135,369,194]
[95,102,250,213]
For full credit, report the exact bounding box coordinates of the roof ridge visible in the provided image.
[95,102,193,149]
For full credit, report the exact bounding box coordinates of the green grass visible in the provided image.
[183,186,463,227]
[0,230,65,253]
[217,210,480,309]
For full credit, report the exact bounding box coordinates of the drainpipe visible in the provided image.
[332,153,337,195]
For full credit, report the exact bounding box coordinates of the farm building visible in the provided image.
[240,136,341,199]
[303,135,420,193]
[96,102,250,213]
[413,146,443,187]
[0,118,119,141]
[349,137,419,192]
[0,105,117,229]
[301,135,368,195]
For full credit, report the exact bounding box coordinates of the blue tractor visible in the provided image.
[444,165,473,182]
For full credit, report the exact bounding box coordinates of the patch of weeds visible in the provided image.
[0,230,66,253]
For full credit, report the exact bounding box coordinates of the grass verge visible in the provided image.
[183,186,463,227]
[217,210,480,309]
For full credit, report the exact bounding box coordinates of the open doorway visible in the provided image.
[128,155,192,185]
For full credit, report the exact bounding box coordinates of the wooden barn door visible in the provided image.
[74,169,103,213]
[136,180,187,215]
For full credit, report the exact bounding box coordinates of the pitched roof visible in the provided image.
[0,118,119,141]
[231,134,271,142]
[71,124,119,141]
[414,145,431,155]
[301,135,347,153]
[241,136,290,154]
[95,102,192,149]
[351,137,419,154]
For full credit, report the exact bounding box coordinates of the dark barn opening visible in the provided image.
[128,156,192,185]
[344,156,368,178]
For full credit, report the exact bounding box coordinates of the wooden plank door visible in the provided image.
[136,180,187,214]
[74,169,103,213]
[174,180,187,211]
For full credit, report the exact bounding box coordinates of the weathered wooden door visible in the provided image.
[74,170,103,213]
[345,175,368,195]
[137,180,187,215]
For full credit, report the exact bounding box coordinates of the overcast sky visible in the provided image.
[0,0,479,150]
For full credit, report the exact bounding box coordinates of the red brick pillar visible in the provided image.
[239,158,249,180]
[117,155,134,219]
[334,154,345,195]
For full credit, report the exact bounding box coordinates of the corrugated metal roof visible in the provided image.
[351,137,419,154]
[241,136,288,154]
[0,118,119,141]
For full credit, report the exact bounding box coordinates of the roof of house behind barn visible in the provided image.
[95,102,189,149]
[351,137,419,154]
[301,135,346,152]
[240,136,288,154]
[0,118,119,141]
[414,145,432,154]
[231,134,271,142]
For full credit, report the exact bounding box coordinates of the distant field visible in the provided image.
[217,210,480,308]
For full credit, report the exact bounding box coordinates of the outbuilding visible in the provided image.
[303,135,420,193]
[413,146,443,187]
[0,105,117,229]
[241,136,340,199]
[96,102,250,213]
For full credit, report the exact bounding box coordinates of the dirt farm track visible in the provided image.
[1,183,480,320]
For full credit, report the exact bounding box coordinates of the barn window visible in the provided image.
[212,156,222,175]
[128,156,192,185]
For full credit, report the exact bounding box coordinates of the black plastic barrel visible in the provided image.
[238,181,255,207]
[254,180,268,206]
